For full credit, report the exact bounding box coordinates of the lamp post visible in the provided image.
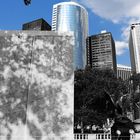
[116,130,121,140]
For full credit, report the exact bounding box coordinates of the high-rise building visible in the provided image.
[86,32,117,72]
[129,24,140,121]
[22,18,51,31]
[129,23,140,73]
[117,64,132,80]
[52,2,88,69]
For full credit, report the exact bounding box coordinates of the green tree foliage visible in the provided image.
[128,73,140,105]
[129,73,140,119]
[74,67,129,127]
[130,73,140,91]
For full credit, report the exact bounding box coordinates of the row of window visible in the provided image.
[117,70,131,80]
[96,134,111,139]
[74,134,88,139]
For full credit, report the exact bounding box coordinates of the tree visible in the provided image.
[130,73,140,91]
[74,67,130,131]
[129,73,140,119]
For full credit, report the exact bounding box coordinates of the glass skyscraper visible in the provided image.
[52,2,88,69]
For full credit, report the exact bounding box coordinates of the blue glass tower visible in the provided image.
[52,2,88,69]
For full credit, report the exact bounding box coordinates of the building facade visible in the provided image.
[86,32,117,72]
[117,64,132,80]
[22,18,51,31]
[52,2,88,69]
[129,23,140,73]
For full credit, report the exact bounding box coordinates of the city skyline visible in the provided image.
[0,0,139,67]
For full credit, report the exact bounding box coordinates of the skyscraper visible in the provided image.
[129,23,140,73]
[52,1,88,69]
[86,31,117,72]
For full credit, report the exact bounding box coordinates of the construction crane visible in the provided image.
[24,0,31,5]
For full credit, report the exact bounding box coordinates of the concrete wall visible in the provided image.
[0,31,74,140]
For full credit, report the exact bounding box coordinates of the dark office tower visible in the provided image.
[86,31,117,72]
[22,18,51,31]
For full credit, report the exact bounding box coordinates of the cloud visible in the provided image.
[121,18,140,41]
[75,0,140,56]
[79,0,140,23]
[115,41,128,56]
[117,64,131,69]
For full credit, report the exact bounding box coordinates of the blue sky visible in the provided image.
[1,0,140,67]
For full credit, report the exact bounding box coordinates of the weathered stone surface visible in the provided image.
[0,31,74,140]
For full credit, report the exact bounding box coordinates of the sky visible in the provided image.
[1,0,140,67]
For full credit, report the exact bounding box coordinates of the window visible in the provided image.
[83,135,86,139]
[101,135,104,139]
[77,135,79,139]
[108,134,111,139]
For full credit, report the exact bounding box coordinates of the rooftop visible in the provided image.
[117,64,131,69]
[53,1,87,11]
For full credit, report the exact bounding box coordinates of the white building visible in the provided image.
[129,23,140,73]
[52,1,88,69]
[117,64,132,80]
